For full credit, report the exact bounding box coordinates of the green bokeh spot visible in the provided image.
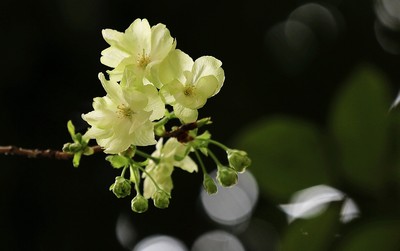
[233,116,331,202]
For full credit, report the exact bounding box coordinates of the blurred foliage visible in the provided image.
[234,64,400,250]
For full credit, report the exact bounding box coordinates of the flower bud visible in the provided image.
[62,142,82,153]
[217,167,238,187]
[152,190,170,209]
[227,149,251,173]
[110,176,131,198]
[131,194,148,213]
[203,174,218,195]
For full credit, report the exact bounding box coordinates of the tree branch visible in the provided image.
[0,120,206,159]
[0,145,103,159]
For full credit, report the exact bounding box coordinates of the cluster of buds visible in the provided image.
[63,18,251,213]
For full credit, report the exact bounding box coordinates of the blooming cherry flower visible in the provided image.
[143,138,197,199]
[82,73,158,154]
[101,18,176,83]
[160,55,225,123]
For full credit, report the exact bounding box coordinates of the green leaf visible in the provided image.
[233,116,330,202]
[280,202,342,251]
[329,64,391,194]
[106,155,130,169]
[335,220,400,251]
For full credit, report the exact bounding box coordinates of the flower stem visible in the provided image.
[136,149,159,163]
[135,164,164,193]
[207,149,223,169]
[194,149,208,174]
[209,139,229,151]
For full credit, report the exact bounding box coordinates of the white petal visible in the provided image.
[101,28,125,47]
[152,49,193,88]
[192,56,222,83]
[174,104,198,123]
[195,75,220,101]
[130,120,157,146]
[150,23,176,61]
[124,18,151,57]
[140,84,165,121]
[98,73,124,104]
[100,47,130,68]
[176,156,198,173]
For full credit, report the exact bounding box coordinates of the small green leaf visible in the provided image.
[106,155,130,169]
[67,120,76,139]
[73,152,82,168]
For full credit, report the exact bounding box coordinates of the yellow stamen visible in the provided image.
[117,104,133,118]
[137,49,150,68]
[184,85,195,97]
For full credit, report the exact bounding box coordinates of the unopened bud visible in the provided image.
[196,117,212,128]
[62,142,82,153]
[227,149,251,173]
[110,176,131,198]
[153,190,170,209]
[203,174,218,195]
[217,167,238,187]
[131,194,148,213]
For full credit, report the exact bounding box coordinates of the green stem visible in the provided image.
[153,110,175,128]
[130,165,141,193]
[207,149,223,169]
[194,149,208,175]
[121,165,128,177]
[135,164,164,192]
[136,149,160,163]
[209,139,229,151]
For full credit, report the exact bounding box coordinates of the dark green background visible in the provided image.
[1,0,399,250]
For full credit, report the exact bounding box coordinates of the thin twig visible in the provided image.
[0,145,103,159]
[0,121,201,159]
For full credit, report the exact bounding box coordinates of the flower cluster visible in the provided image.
[64,18,250,212]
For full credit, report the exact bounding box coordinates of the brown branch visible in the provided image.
[0,145,103,159]
[162,122,198,143]
[0,120,207,159]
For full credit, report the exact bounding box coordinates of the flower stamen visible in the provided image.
[183,85,195,97]
[117,104,134,118]
[137,49,150,68]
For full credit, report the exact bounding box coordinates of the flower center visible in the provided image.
[183,85,195,97]
[117,104,133,118]
[137,49,150,68]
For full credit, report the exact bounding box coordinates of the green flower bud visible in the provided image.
[110,176,131,198]
[217,167,238,187]
[131,194,148,213]
[203,174,218,195]
[152,190,170,209]
[227,149,251,173]
[62,142,82,153]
